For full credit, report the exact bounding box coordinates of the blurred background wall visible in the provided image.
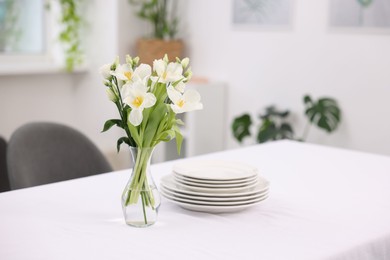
[1,0,390,171]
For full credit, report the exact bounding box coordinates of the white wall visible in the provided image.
[0,0,135,170]
[185,0,390,156]
[1,0,390,171]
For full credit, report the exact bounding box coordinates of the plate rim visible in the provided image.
[174,172,258,184]
[167,197,268,213]
[172,160,258,181]
[160,175,270,198]
[161,185,269,202]
[174,175,258,188]
[162,189,268,206]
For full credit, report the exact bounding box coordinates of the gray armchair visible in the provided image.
[7,122,112,190]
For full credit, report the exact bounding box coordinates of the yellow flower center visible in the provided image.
[124,71,132,81]
[132,96,143,108]
[177,99,185,108]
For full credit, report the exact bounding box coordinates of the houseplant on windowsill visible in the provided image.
[128,0,184,65]
[100,54,201,227]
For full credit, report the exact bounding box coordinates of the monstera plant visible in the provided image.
[232,95,341,144]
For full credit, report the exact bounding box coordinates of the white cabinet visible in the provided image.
[153,81,228,163]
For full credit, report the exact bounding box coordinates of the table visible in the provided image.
[1,140,390,260]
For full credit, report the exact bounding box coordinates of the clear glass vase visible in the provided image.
[121,146,160,227]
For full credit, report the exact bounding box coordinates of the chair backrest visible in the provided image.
[0,136,10,192]
[7,122,112,190]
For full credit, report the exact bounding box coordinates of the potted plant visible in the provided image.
[232,95,342,144]
[128,0,184,65]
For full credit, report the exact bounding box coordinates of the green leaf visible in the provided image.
[102,119,123,132]
[143,102,167,147]
[128,123,142,147]
[117,137,130,152]
[231,114,252,143]
[173,125,183,155]
[260,106,290,119]
[257,119,277,143]
[304,96,341,133]
[303,95,312,104]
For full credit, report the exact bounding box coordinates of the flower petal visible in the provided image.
[166,63,183,82]
[134,64,151,81]
[170,104,184,114]
[129,109,143,126]
[167,86,182,103]
[120,82,132,98]
[183,89,201,103]
[153,59,166,76]
[133,81,148,95]
[142,93,157,108]
[99,64,111,79]
[174,82,186,93]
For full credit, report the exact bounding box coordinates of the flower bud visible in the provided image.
[181,58,189,69]
[99,63,112,79]
[111,56,119,70]
[106,88,118,102]
[133,56,140,65]
[163,54,169,63]
[125,55,132,65]
[184,67,192,81]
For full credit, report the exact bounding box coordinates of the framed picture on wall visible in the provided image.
[232,0,294,28]
[329,0,390,32]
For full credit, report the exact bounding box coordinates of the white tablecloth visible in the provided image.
[1,140,390,260]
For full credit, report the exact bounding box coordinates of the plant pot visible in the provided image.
[136,38,184,65]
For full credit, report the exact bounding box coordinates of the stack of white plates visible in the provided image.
[160,160,269,213]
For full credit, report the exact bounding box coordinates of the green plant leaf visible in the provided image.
[304,96,341,133]
[257,119,276,143]
[303,95,312,104]
[279,123,294,139]
[173,124,183,155]
[232,114,252,143]
[143,102,167,147]
[102,119,123,132]
[128,122,142,147]
[117,137,131,152]
[260,106,290,119]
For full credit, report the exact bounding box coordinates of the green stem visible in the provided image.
[141,191,148,224]
[126,148,154,207]
[112,77,135,146]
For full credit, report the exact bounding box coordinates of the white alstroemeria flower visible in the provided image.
[111,63,132,81]
[123,82,156,126]
[151,59,184,84]
[99,63,112,79]
[167,86,203,114]
[112,63,151,83]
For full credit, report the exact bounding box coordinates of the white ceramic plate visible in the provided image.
[174,173,258,185]
[172,160,258,181]
[174,172,258,184]
[161,188,268,206]
[160,185,268,202]
[164,196,268,213]
[160,174,270,198]
[176,179,258,193]
[174,175,258,188]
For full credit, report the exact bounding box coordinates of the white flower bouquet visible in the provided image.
[100,55,202,226]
